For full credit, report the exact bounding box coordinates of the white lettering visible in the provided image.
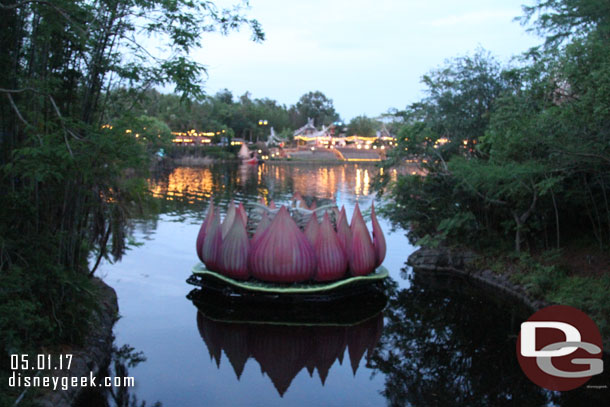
[521,321,580,357]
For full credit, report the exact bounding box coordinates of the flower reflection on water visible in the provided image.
[195,312,384,397]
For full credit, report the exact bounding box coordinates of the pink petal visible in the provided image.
[251,211,271,247]
[349,203,376,276]
[314,213,347,281]
[237,202,248,226]
[219,216,250,280]
[202,211,222,271]
[371,203,386,267]
[222,201,236,238]
[336,206,352,259]
[304,214,319,246]
[249,206,316,282]
[196,200,214,262]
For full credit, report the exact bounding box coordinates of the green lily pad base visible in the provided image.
[187,264,389,325]
[189,263,388,294]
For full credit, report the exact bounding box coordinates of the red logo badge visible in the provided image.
[517,305,604,391]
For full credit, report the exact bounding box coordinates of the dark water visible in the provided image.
[90,163,609,407]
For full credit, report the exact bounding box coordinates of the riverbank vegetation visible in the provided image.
[107,87,343,144]
[0,1,263,404]
[380,0,610,336]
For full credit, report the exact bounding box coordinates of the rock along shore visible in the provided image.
[34,277,118,407]
[407,247,609,353]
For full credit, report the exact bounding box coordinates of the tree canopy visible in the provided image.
[0,0,263,377]
[382,0,610,254]
[291,91,340,127]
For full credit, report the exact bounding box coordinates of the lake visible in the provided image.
[88,163,607,406]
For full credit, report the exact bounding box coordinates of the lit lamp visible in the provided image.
[255,119,269,143]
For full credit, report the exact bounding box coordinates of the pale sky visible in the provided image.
[189,0,541,121]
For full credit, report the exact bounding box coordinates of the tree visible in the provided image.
[0,0,264,363]
[382,1,610,254]
[292,91,340,127]
[519,0,610,47]
[347,115,379,138]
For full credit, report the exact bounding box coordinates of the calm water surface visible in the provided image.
[93,163,608,407]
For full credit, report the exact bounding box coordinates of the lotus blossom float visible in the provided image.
[195,198,387,284]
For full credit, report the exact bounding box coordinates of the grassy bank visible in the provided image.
[476,250,610,343]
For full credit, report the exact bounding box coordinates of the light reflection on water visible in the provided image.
[102,163,408,407]
[149,163,394,210]
[97,163,606,407]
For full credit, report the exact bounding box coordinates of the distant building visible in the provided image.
[292,118,397,151]
[266,127,286,147]
[293,118,337,147]
[293,118,319,139]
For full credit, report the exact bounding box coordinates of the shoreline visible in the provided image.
[154,157,384,169]
[407,247,610,354]
[34,278,118,407]
[162,154,385,167]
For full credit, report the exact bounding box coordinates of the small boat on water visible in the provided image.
[238,143,260,165]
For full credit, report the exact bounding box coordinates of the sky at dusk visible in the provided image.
[188,0,542,121]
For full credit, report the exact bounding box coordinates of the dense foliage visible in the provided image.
[105,87,346,144]
[0,2,262,400]
[290,91,340,128]
[382,1,610,256]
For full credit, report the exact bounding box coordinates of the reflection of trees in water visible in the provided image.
[75,345,161,407]
[370,271,551,407]
[371,271,610,406]
[196,312,384,397]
